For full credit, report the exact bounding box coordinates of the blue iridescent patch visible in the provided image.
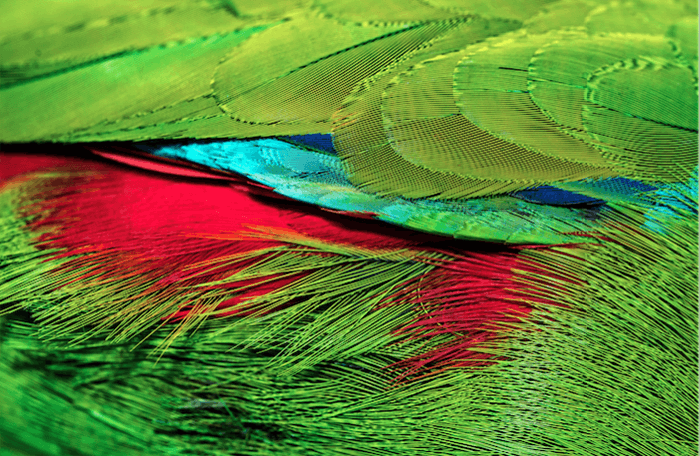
[511,186,604,206]
[279,134,336,155]
[512,178,658,206]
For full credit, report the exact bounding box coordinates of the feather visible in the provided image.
[0,148,695,456]
[0,0,697,455]
[3,0,695,242]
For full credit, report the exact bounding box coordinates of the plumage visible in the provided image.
[0,1,697,455]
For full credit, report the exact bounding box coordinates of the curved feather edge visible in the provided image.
[131,138,694,244]
[0,149,696,455]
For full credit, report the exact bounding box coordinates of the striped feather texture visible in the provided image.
[0,1,697,455]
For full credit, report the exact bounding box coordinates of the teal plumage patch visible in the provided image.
[0,0,696,455]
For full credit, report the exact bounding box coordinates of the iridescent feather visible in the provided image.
[0,1,697,455]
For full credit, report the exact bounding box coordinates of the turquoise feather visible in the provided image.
[133,138,695,243]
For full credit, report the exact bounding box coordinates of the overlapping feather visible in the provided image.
[0,0,697,455]
[2,0,695,243]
